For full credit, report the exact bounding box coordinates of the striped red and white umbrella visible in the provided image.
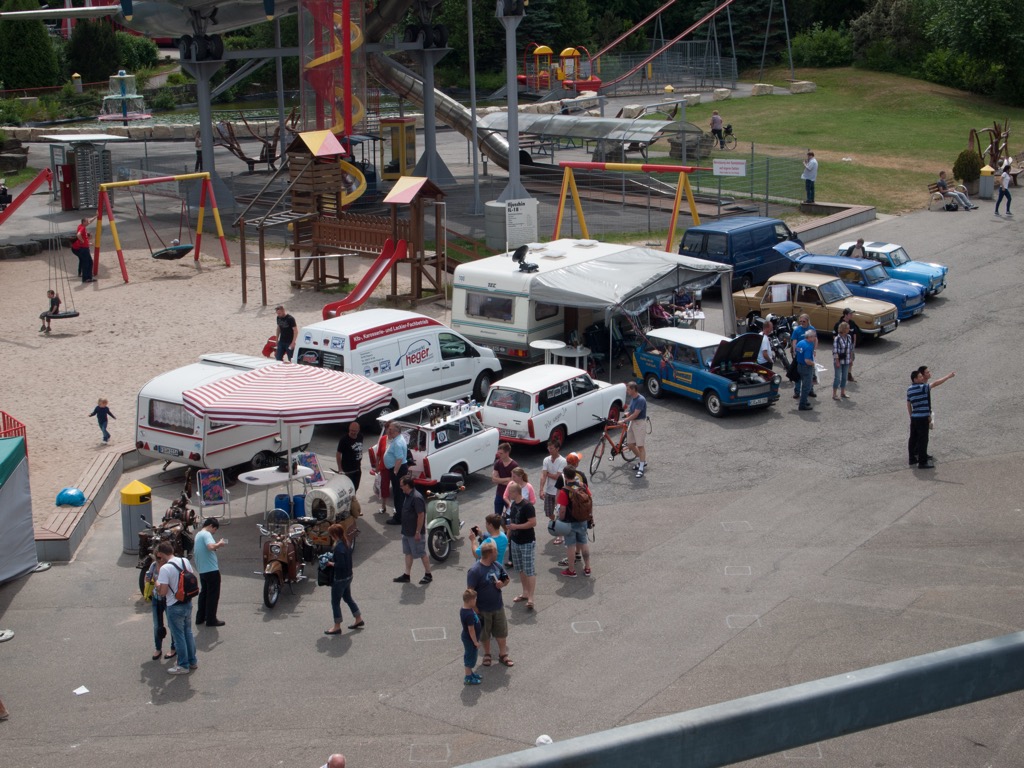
[181,363,392,425]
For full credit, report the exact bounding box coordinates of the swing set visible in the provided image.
[43,247,81,325]
[94,172,231,283]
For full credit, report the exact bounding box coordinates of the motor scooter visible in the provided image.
[745,312,795,369]
[425,473,465,562]
[257,516,309,608]
[135,476,198,594]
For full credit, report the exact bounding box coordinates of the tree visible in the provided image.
[0,0,59,89]
[66,21,120,84]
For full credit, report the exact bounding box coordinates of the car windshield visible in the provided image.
[863,264,890,284]
[485,388,531,414]
[820,279,852,303]
[698,345,718,367]
[889,247,911,266]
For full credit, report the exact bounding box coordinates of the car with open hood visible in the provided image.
[732,272,900,339]
[834,240,948,297]
[632,328,782,417]
[777,243,926,321]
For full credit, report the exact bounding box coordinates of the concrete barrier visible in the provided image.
[713,88,731,101]
[790,81,817,94]
[752,83,775,96]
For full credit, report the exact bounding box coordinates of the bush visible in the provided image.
[116,32,158,72]
[149,88,178,112]
[791,23,854,67]
[166,72,194,86]
[0,98,24,126]
[67,21,120,83]
[919,48,999,96]
[952,149,982,183]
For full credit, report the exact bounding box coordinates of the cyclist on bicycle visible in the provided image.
[710,110,725,149]
[622,381,648,478]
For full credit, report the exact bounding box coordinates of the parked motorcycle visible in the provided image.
[426,473,465,562]
[257,516,309,609]
[746,312,795,369]
[135,477,198,594]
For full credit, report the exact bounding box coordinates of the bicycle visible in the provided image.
[589,416,652,475]
[719,124,737,151]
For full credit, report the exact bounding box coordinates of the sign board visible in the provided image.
[713,159,747,177]
[505,198,538,248]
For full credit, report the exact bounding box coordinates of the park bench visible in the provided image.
[927,181,968,211]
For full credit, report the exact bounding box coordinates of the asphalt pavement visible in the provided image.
[2,136,1024,768]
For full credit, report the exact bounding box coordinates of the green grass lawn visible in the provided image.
[682,67,1024,213]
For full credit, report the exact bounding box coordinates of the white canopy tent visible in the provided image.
[527,244,735,330]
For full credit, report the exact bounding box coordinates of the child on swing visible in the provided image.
[39,289,60,333]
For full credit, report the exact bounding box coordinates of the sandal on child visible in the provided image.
[499,654,515,667]
[482,654,492,667]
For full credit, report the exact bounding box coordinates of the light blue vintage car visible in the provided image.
[632,328,781,418]
[835,241,948,297]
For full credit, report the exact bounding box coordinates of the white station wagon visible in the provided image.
[480,365,628,447]
[369,399,499,487]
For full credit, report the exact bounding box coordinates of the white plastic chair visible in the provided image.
[196,468,232,525]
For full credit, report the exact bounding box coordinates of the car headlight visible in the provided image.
[773,374,782,385]
[729,383,738,393]
[874,317,882,326]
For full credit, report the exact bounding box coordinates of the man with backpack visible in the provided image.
[554,466,592,578]
[155,541,199,675]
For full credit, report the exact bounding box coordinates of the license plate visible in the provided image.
[933,285,944,294]
[748,397,768,406]
[883,323,896,333]
[155,445,183,457]
[912,307,923,316]
[499,429,518,438]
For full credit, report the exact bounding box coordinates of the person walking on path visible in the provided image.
[907,365,955,469]
[796,329,817,411]
[995,163,1013,216]
[506,482,537,610]
[336,421,364,493]
[555,466,592,578]
[155,541,198,675]
[832,322,854,401]
[324,523,364,634]
[393,476,433,585]
[194,130,203,172]
[460,588,482,685]
[193,517,226,627]
[466,540,512,668]
[39,290,60,333]
[801,151,818,204]
[383,422,409,525]
[273,305,297,361]
[72,216,95,283]
[622,381,648,478]
[145,559,175,661]
[89,398,115,443]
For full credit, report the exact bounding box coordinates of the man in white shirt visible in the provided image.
[801,151,818,204]
[155,542,198,674]
[757,319,775,368]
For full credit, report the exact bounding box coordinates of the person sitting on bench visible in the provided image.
[936,170,976,210]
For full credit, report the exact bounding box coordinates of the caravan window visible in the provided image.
[535,303,558,321]
[148,400,196,436]
[465,292,514,323]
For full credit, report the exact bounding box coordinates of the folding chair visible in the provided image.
[195,468,232,525]
[296,452,327,488]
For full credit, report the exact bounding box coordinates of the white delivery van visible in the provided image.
[136,353,314,470]
[293,309,501,412]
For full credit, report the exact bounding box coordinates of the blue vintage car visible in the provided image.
[777,243,926,321]
[632,328,781,417]
[835,241,948,297]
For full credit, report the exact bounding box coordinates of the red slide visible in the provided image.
[320,237,408,320]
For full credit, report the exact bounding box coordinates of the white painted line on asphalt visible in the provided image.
[409,743,452,762]
[571,620,602,634]
[721,520,753,532]
[726,614,761,629]
[411,627,447,642]
[724,566,752,576]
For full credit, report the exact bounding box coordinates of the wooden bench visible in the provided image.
[928,182,968,211]
[35,443,135,561]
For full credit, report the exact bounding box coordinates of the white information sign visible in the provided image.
[505,198,538,248]
[713,159,747,177]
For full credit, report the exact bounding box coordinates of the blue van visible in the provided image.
[678,217,802,291]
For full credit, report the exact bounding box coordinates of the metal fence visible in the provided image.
[595,40,738,97]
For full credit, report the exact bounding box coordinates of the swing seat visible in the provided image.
[50,311,80,320]
[151,243,194,261]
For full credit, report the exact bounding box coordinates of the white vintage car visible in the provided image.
[480,365,628,447]
[369,399,499,488]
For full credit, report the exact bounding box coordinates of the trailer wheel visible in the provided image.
[251,451,276,469]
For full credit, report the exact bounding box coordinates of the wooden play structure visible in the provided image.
[94,172,231,283]
[554,160,707,253]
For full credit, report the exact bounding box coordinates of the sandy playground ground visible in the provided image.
[3,241,425,527]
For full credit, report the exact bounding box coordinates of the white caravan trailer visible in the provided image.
[136,353,313,470]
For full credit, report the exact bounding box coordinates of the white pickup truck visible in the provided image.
[368,399,499,488]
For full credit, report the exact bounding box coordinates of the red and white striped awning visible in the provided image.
[181,363,392,425]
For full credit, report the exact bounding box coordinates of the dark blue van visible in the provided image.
[678,217,803,291]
